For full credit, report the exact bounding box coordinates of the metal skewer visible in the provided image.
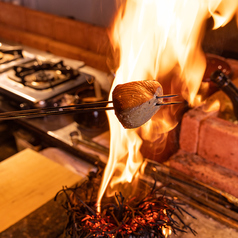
[0,101,113,120]
[0,94,182,121]
[156,101,182,106]
[156,94,178,99]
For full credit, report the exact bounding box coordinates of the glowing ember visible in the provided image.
[56,176,196,238]
[97,0,238,223]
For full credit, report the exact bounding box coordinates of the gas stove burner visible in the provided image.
[0,58,93,107]
[0,44,36,73]
[0,53,15,63]
[0,46,23,65]
[8,60,80,90]
[26,70,59,82]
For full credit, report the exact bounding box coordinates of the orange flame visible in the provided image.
[97,0,238,211]
[203,99,221,112]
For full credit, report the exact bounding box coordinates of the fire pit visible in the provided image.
[69,1,238,237]
[0,0,238,237]
[56,170,196,238]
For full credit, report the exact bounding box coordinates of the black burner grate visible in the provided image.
[9,60,80,90]
[0,47,24,65]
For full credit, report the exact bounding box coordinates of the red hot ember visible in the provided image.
[55,171,196,238]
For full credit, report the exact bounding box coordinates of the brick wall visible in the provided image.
[169,58,238,197]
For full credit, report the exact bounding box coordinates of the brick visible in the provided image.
[169,149,238,198]
[179,106,218,153]
[198,117,238,173]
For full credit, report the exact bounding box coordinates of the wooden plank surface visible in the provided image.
[0,148,83,232]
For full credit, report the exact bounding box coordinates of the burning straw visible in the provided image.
[55,169,196,238]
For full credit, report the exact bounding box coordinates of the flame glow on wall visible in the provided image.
[97,0,238,211]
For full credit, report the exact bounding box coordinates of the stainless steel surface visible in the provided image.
[0,70,90,104]
[0,43,36,73]
[0,41,111,166]
[0,59,93,105]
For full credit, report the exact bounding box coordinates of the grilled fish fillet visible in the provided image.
[112,80,163,128]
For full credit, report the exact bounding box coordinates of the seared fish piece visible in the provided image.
[112,80,163,129]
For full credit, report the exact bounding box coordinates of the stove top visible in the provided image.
[0,59,94,107]
[0,44,35,73]
[0,42,112,167]
[8,60,81,90]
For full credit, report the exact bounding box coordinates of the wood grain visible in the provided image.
[0,148,83,232]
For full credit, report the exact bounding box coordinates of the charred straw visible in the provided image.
[55,170,196,238]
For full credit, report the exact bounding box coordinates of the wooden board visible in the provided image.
[0,148,83,232]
